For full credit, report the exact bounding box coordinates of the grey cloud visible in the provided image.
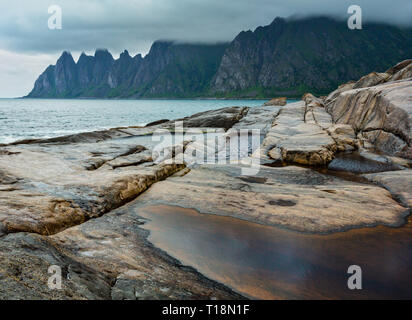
[0,0,411,57]
[0,0,411,97]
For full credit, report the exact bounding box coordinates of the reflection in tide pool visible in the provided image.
[137,204,412,299]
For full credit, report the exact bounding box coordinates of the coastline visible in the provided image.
[0,59,411,299]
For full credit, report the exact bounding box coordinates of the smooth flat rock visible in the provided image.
[363,170,412,208]
[231,105,282,134]
[0,147,184,234]
[135,164,407,233]
[0,106,252,235]
[263,102,337,165]
[0,134,185,235]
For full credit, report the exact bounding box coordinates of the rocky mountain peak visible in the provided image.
[94,49,114,62]
[119,50,131,60]
[56,51,76,68]
[211,16,412,97]
[133,53,143,61]
[269,16,285,25]
[26,16,412,99]
[147,41,173,58]
[77,52,92,64]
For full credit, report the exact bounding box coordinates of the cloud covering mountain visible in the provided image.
[1,0,412,97]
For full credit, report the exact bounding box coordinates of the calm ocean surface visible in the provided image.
[0,99,268,144]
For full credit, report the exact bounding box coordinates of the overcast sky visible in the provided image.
[0,0,411,98]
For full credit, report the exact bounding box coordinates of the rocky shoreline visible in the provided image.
[1,60,411,299]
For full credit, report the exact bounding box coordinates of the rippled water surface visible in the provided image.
[0,99,268,144]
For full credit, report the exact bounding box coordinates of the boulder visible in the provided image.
[303,93,324,108]
[263,101,337,165]
[169,106,249,130]
[325,79,412,158]
[386,59,412,75]
[353,72,390,89]
[263,97,287,106]
[390,63,412,81]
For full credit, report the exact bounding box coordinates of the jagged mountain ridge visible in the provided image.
[28,42,228,98]
[27,16,412,98]
[211,17,412,97]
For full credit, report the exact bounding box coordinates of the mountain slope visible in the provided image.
[27,42,228,98]
[211,17,412,97]
[27,16,412,99]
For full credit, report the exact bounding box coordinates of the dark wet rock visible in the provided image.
[0,222,6,237]
[8,128,126,146]
[239,176,267,184]
[169,106,249,130]
[328,152,402,174]
[145,119,169,127]
[268,199,296,207]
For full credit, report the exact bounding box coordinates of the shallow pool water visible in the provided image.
[136,204,412,299]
